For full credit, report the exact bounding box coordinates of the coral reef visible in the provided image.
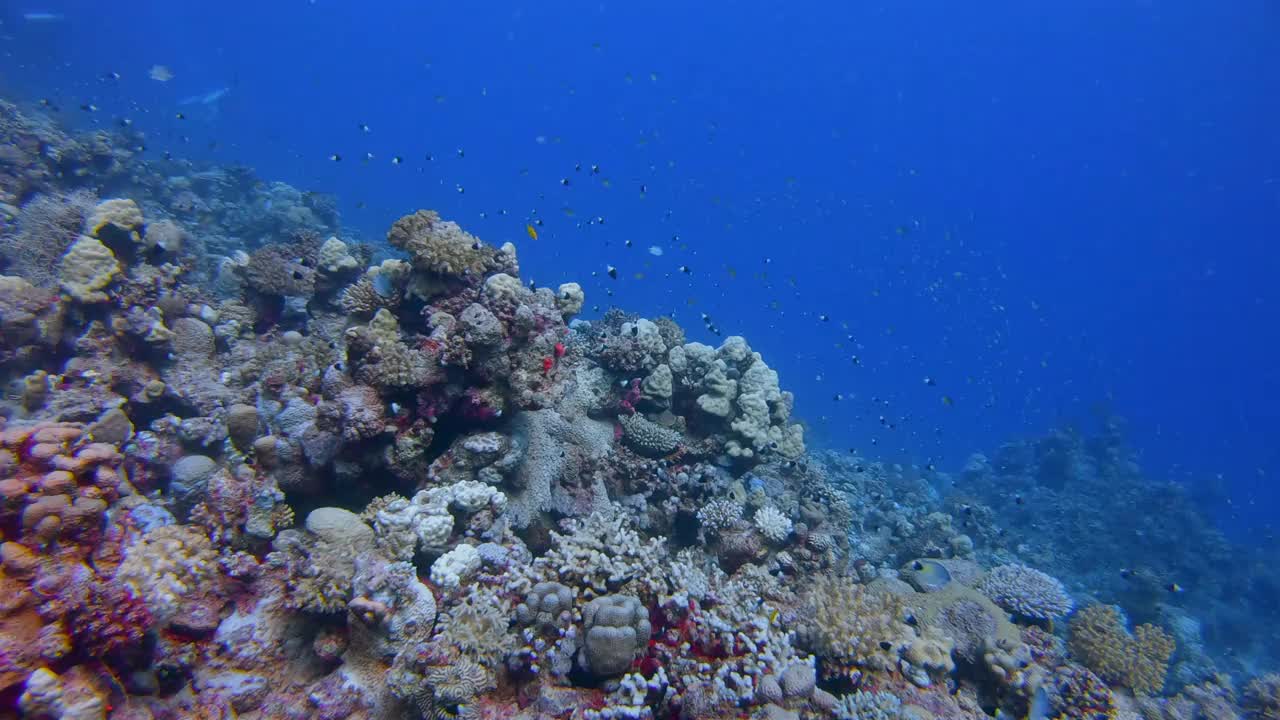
[0,95,1270,720]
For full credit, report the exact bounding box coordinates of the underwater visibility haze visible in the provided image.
[0,1,1277,718]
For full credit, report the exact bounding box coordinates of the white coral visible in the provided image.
[430,544,481,589]
[754,505,793,543]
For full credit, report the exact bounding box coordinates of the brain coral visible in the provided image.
[1068,604,1175,696]
[975,563,1073,620]
[580,594,651,676]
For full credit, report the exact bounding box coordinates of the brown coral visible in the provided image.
[1068,604,1174,696]
[387,209,510,281]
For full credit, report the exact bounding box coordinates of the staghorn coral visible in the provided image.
[1069,604,1175,696]
[976,563,1073,620]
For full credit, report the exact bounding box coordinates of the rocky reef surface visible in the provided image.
[1,98,1277,720]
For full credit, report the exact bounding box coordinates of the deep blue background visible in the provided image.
[3,1,1278,536]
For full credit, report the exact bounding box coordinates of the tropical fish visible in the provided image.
[526,224,538,241]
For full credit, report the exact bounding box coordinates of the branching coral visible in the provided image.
[538,512,669,598]
[1068,604,1175,696]
[975,563,1073,620]
[801,575,911,677]
[1244,673,1280,720]
[114,524,217,622]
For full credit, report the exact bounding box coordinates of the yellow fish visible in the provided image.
[525,224,538,241]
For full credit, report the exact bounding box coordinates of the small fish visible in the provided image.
[391,156,403,165]
[359,123,371,133]
[819,314,830,322]
[639,183,647,195]
[456,148,465,158]
[526,224,538,241]
[590,164,600,174]
[923,377,936,386]
[1167,583,1185,593]
[648,245,663,256]
[365,152,375,161]
[560,178,571,187]
[942,395,954,407]
[833,393,843,401]
[606,265,618,279]
[329,153,342,162]
[103,71,121,81]
[80,104,98,112]
[456,184,465,193]
[1119,568,1133,580]
[175,112,186,120]
[678,265,691,274]
[625,239,633,247]
[149,65,174,82]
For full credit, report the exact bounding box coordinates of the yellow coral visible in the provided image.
[1069,605,1174,696]
[59,235,120,302]
[87,198,143,244]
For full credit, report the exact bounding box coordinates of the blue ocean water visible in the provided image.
[3,0,1276,540]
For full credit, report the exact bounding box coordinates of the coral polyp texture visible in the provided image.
[0,96,1272,720]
